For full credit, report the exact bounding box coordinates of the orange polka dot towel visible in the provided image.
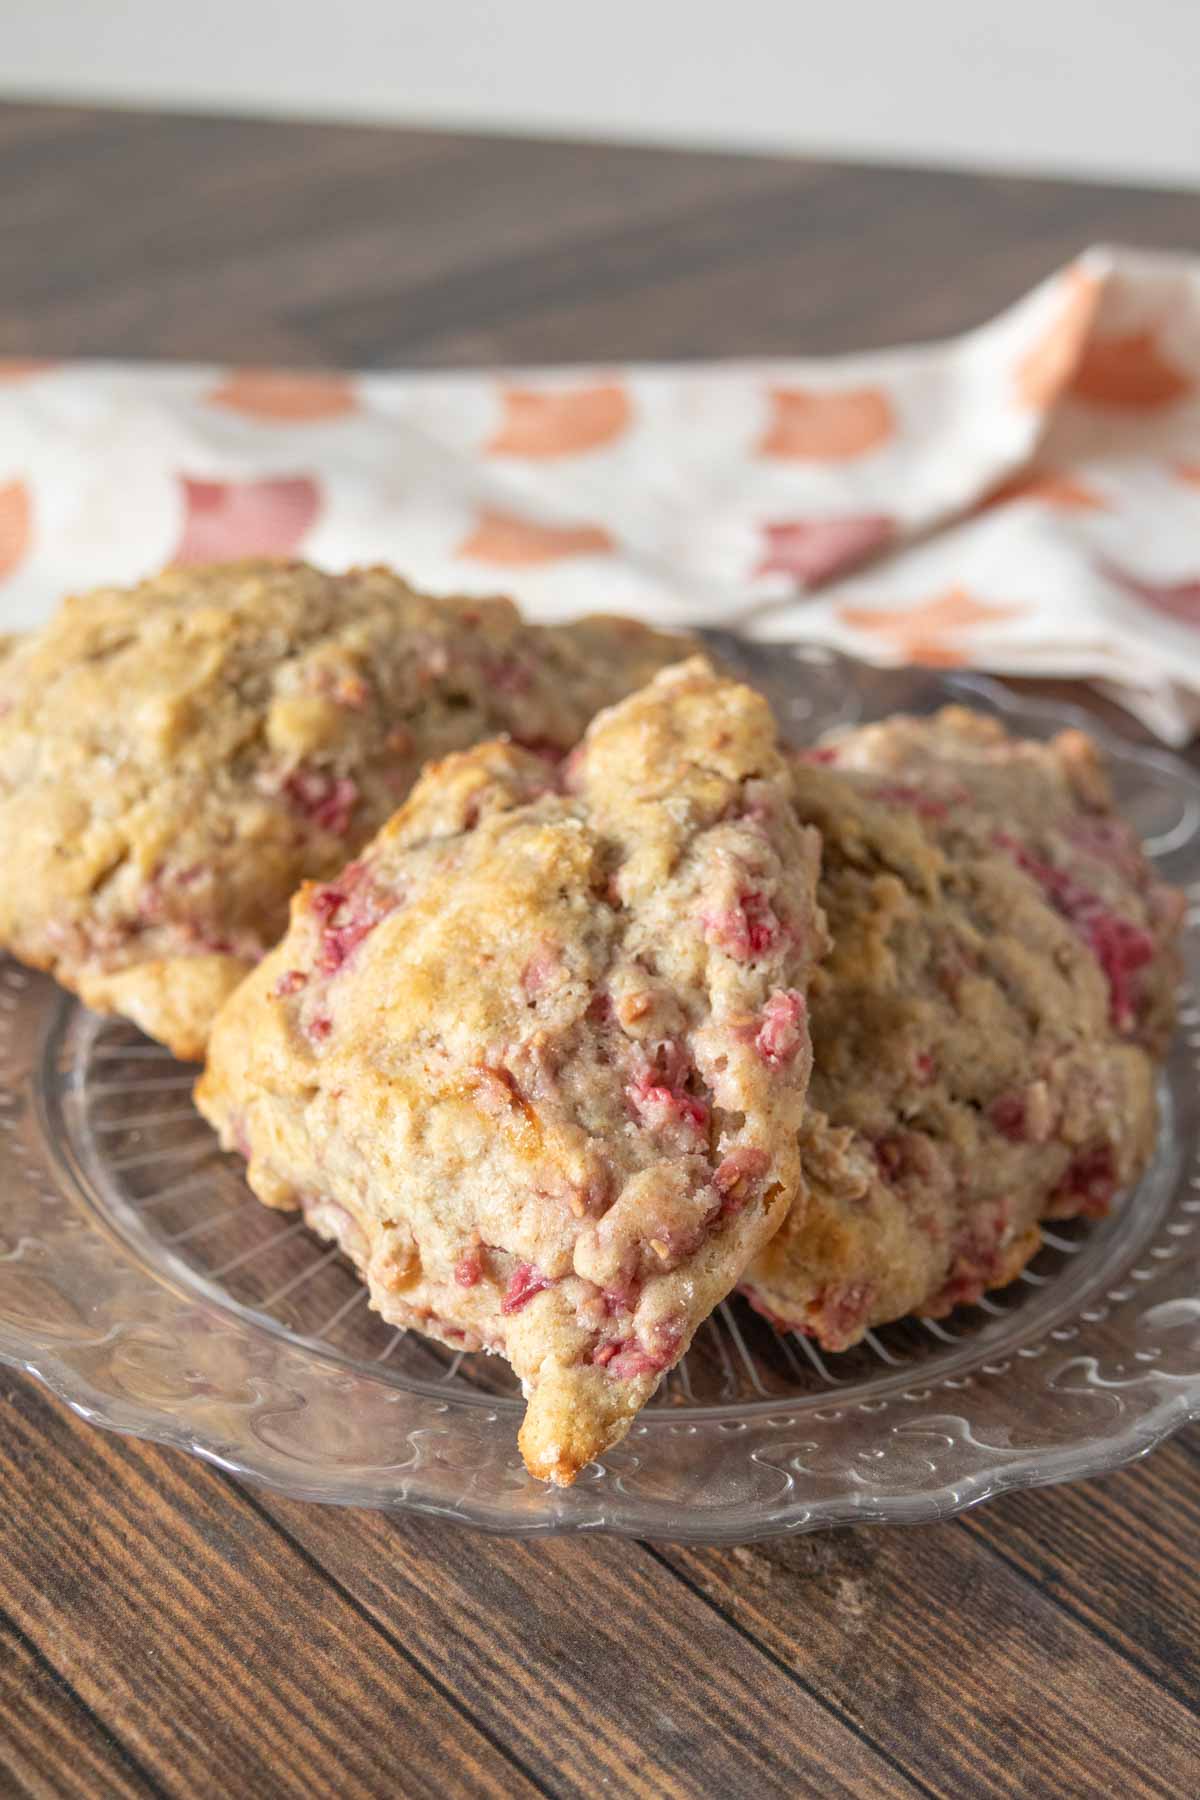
[3,245,1200,738]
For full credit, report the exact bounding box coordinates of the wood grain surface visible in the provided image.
[2,99,1199,1799]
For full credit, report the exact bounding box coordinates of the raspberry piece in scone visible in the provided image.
[0,559,692,1059]
[742,706,1182,1348]
[196,659,825,1484]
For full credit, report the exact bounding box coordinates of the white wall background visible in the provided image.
[5,1,1200,188]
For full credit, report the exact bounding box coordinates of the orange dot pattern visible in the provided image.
[759,386,894,460]
[487,385,631,458]
[838,587,1027,667]
[207,370,358,423]
[457,509,615,566]
[0,481,30,583]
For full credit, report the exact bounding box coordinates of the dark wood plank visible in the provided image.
[0,1609,161,1800]
[245,1491,917,1799]
[4,100,1200,369]
[654,1496,1200,1800]
[0,104,809,366]
[958,1431,1200,1710]
[0,1377,541,1799]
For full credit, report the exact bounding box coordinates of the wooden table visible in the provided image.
[2,101,1199,1798]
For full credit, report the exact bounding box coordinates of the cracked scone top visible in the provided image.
[741,706,1183,1349]
[0,559,692,1059]
[196,659,825,1483]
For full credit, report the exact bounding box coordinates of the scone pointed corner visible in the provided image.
[517,1362,641,1487]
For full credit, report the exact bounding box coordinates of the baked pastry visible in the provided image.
[741,706,1183,1348]
[0,560,691,1058]
[196,659,825,1482]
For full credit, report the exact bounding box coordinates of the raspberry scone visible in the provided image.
[0,559,691,1059]
[196,660,825,1482]
[742,706,1183,1349]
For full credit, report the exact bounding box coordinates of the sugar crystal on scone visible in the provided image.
[196,659,826,1482]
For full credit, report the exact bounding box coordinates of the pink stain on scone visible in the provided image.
[1047,1143,1118,1219]
[998,834,1155,1031]
[282,766,360,835]
[989,1091,1031,1141]
[309,862,399,973]
[755,990,807,1065]
[501,1262,553,1314]
[481,655,533,695]
[701,890,780,960]
[520,942,562,999]
[625,1045,710,1139]
[988,1083,1054,1145]
[810,1282,876,1349]
[872,782,966,820]
[928,1203,1018,1313]
[592,1332,681,1380]
[454,1249,483,1287]
[714,1147,771,1197]
[1065,813,1146,879]
[737,1287,798,1335]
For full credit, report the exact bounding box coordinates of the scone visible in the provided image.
[0,559,691,1058]
[742,706,1183,1348]
[197,660,826,1483]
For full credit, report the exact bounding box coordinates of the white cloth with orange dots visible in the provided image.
[3,244,1200,739]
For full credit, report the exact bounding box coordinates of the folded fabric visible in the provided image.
[3,243,1200,737]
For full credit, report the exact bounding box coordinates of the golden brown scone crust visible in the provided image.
[0,559,691,1057]
[742,706,1183,1347]
[197,659,825,1483]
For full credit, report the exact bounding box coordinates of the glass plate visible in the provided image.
[2,644,1199,1543]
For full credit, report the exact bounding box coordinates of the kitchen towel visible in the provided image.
[4,243,1200,739]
